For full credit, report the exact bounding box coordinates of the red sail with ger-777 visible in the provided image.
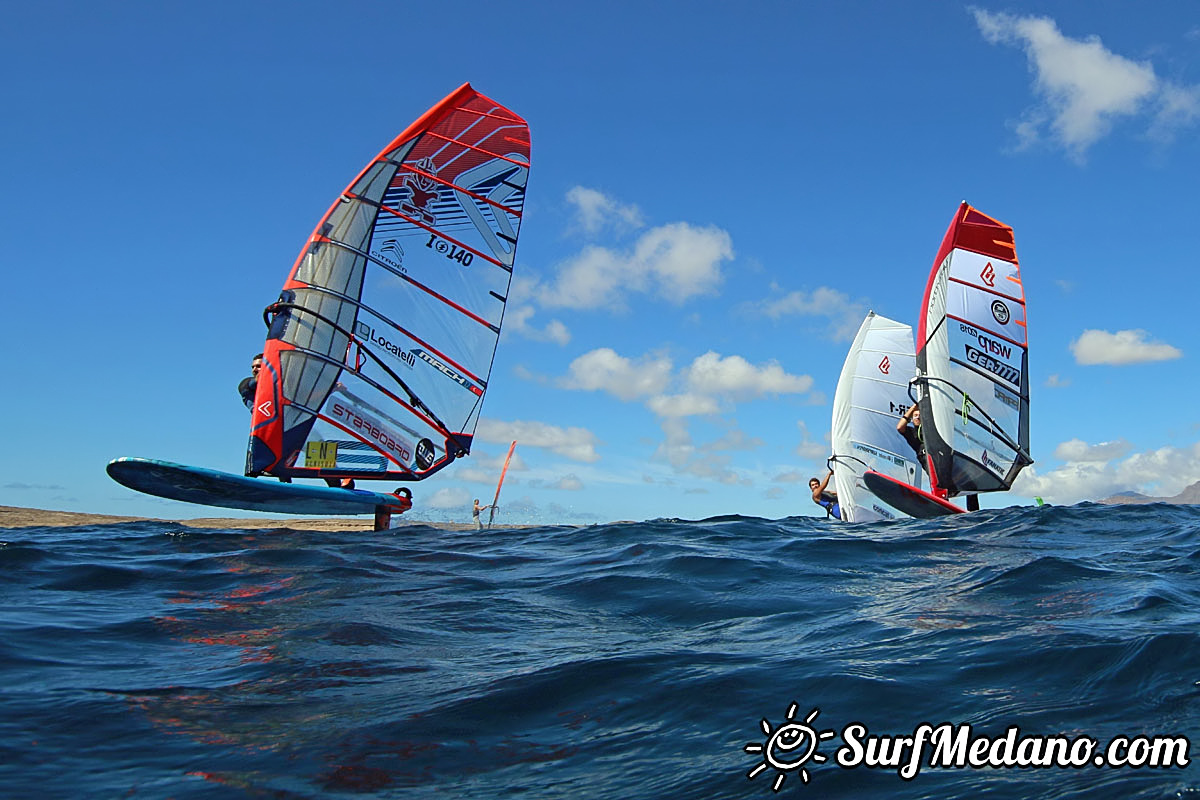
[913,202,1032,500]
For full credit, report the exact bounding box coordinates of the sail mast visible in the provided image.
[488,441,517,529]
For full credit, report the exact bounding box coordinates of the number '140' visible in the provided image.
[426,234,474,267]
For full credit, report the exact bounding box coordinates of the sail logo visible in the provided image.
[981,449,1004,474]
[994,385,1020,410]
[416,350,483,396]
[414,437,436,471]
[974,333,1012,360]
[399,156,440,225]
[878,356,891,374]
[355,321,416,368]
[981,262,996,287]
[991,300,1010,325]
[329,400,413,463]
[965,344,1021,387]
[373,239,405,269]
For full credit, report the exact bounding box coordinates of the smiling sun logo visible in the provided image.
[744,704,836,792]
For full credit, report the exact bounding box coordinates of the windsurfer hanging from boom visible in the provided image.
[898,404,979,511]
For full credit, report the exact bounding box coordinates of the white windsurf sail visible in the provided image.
[830,312,922,522]
[247,84,530,484]
[914,202,1032,499]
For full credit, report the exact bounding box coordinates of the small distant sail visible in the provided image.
[247,84,530,482]
[488,440,517,528]
[914,202,1032,498]
[830,312,922,522]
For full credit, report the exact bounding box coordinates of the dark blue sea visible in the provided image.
[2,504,1198,799]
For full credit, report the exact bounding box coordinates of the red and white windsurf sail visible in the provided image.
[915,202,1032,498]
[247,84,530,483]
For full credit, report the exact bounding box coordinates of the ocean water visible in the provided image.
[1,504,1198,799]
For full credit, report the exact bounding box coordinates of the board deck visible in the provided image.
[862,470,964,518]
[107,457,412,517]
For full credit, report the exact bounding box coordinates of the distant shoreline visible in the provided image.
[0,505,490,532]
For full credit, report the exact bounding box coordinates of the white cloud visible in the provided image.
[451,449,528,484]
[504,305,571,345]
[451,466,498,483]
[1045,373,1070,388]
[1014,440,1200,504]
[772,471,808,484]
[554,347,814,485]
[632,223,731,301]
[1053,438,1132,462]
[972,9,1199,160]
[561,348,813,410]
[795,420,829,461]
[534,222,733,310]
[704,428,765,452]
[1150,82,1200,142]
[551,474,584,491]
[1070,329,1183,365]
[649,417,749,485]
[647,393,721,418]
[559,348,673,401]
[755,286,869,341]
[684,351,813,400]
[423,486,473,510]
[533,245,628,310]
[566,186,643,233]
[476,418,601,463]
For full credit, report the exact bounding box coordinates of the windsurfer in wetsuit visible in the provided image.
[810,470,841,520]
[897,404,927,472]
[238,351,354,489]
[238,353,263,410]
[472,498,492,530]
[898,403,979,511]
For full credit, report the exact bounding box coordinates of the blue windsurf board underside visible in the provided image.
[107,457,410,516]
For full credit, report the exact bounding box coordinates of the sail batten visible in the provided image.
[248,84,529,483]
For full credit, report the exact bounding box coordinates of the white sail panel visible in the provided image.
[830,312,922,522]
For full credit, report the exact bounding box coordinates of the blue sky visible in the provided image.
[2,1,1197,524]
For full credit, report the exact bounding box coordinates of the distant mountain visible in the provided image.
[1100,481,1200,505]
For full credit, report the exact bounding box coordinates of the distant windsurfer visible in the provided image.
[238,353,263,410]
[472,498,492,530]
[810,471,841,520]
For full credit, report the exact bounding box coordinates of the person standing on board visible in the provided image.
[239,353,263,410]
[810,471,841,520]
[472,498,492,530]
[897,404,979,511]
[239,351,354,489]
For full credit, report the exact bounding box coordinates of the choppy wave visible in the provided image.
[1,503,1198,798]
